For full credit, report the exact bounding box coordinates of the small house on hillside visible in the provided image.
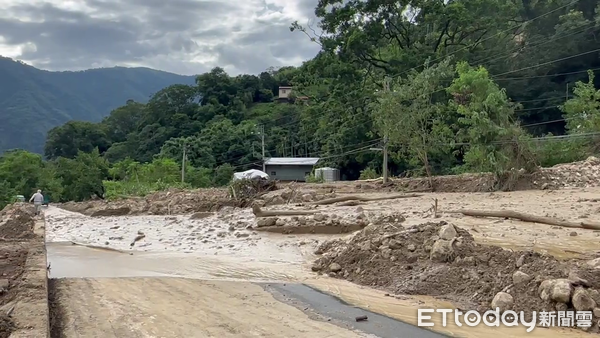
[276,86,309,102]
[264,157,320,182]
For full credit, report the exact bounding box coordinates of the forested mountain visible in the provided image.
[0,57,196,154]
[2,0,600,208]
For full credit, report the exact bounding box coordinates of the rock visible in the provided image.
[329,263,342,272]
[588,290,600,305]
[407,244,416,252]
[569,231,578,237]
[256,217,277,227]
[0,279,8,290]
[516,254,525,268]
[430,239,454,263]
[568,271,590,287]
[381,248,392,259]
[550,279,572,303]
[314,214,326,222]
[512,271,532,285]
[311,263,322,272]
[586,258,600,269]
[301,194,314,202]
[491,292,513,312]
[271,196,285,205]
[438,224,457,240]
[572,287,596,311]
[275,218,286,226]
[356,206,364,213]
[389,240,402,250]
[593,308,600,318]
[228,226,235,231]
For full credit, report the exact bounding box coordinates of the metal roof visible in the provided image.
[264,157,320,166]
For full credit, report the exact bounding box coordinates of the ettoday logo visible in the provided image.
[418,308,595,332]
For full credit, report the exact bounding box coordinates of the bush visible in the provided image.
[359,167,379,180]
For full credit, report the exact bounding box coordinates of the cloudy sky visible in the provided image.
[0,0,322,75]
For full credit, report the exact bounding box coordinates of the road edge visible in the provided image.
[9,216,50,337]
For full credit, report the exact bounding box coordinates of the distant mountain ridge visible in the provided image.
[0,57,197,154]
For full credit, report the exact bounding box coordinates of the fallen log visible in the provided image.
[311,193,421,206]
[70,241,126,253]
[252,205,316,218]
[448,209,600,230]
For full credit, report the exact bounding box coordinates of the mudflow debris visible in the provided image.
[312,220,600,333]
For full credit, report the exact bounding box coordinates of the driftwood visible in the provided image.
[130,233,146,247]
[448,209,600,231]
[311,193,421,206]
[252,205,317,218]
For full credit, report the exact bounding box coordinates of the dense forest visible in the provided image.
[2,0,600,209]
[0,57,195,154]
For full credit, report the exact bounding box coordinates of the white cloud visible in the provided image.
[0,0,322,75]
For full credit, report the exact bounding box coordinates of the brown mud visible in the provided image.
[312,221,600,332]
[0,204,37,337]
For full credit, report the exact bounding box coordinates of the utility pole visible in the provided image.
[382,76,390,184]
[260,125,266,172]
[181,142,186,183]
[566,82,569,101]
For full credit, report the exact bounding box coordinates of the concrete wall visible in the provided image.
[265,165,314,182]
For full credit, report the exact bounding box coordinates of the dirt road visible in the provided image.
[51,277,372,338]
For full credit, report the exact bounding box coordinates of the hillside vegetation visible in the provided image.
[0,56,195,153]
[2,0,600,209]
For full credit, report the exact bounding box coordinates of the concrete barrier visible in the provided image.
[9,218,49,337]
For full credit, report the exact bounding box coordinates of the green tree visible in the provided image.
[447,62,536,187]
[373,59,455,188]
[45,121,111,159]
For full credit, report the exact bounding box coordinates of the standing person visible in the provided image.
[29,190,44,216]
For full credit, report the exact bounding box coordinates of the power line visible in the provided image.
[491,48,600,78]
[387,0,581,80]
[495,67,600,81]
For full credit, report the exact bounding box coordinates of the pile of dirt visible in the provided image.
[59,187,242,216]
[0,204,35,239]
[533,156,600,189]
[0,244,28,337]
[312,221,600,332]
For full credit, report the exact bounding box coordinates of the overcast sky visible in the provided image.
[0,0,322,75]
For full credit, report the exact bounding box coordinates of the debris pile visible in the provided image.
[534,156,600,189]
[229,178,278,200]
[0,203,36,239]
[312,221,600,332]
[59,188,239,216]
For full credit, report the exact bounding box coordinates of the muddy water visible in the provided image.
[47,242,592,338]
[47,242,306,281]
